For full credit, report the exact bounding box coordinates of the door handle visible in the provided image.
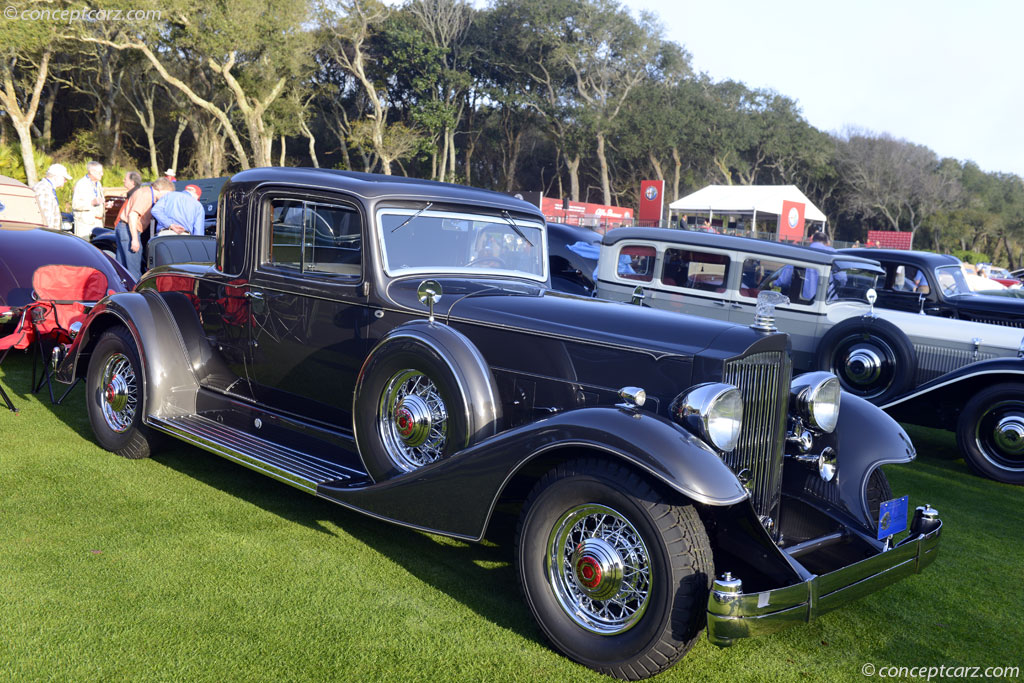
[713,300,726,307]
[730,303,742,309]
[244,291,264,300]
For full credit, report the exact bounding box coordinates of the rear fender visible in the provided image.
[57,290,201,418]
[318,406,749,540]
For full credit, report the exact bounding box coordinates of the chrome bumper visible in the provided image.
[707,519,942,646]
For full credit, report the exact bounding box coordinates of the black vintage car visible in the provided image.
[54,168,941,680]
[843,248,1024,327]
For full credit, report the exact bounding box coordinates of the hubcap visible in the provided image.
[378,369,448,472]
[994,417,1024,456]
[99,352,137,433]
[547,504,651,635]
[845,348,882,384]
[832,336,896,399]
[974,400,1024,471]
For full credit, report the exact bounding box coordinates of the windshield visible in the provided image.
[377,209,547,282]
[935,265,971,296]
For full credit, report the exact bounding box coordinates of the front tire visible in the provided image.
[516,459,713,680]
[86,327,157,459]
[956,383,1024,485]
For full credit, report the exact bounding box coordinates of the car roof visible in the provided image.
[840,248,961,268]
[602,227,882,268]
[227,168,543,218]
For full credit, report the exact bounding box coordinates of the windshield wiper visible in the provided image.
[390,202,433,233]
[500,210,533,247]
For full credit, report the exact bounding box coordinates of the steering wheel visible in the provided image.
[466,256,507,269]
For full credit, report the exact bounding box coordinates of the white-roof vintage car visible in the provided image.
[594,228,1024,484]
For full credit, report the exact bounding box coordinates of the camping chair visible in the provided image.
[27,264,110,405]
[0,306,34,412]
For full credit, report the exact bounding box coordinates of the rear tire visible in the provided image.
[955,383,1024,485]
[516,458,713,680]
[86,327,157,459]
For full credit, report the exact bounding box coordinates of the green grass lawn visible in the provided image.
[2,352,1022,682]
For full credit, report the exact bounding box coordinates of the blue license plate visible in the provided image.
[877,495,909,539]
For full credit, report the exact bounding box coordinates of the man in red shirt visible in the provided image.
[114,177,175,279]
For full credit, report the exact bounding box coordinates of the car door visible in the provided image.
[651,245,736,322]
[246,191,371,430]
[872,260,935,314]
[729,256,823,363]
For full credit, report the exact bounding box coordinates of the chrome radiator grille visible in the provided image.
[722,350,791,523]
[913,343,996,385]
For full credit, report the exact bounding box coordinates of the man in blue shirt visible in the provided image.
[152,184,205,236]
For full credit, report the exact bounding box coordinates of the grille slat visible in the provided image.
[723,350,791,524]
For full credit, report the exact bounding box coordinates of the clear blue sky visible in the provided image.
[625,0,1024,178]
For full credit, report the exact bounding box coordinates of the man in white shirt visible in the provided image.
[71,160,105,238]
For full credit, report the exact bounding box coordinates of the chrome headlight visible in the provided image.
[672,383,744,452]
[790,372,841,433]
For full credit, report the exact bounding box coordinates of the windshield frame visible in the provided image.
[375,207,548,283]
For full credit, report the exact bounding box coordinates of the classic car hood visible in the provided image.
[387,277,771,360]
[948,291,1024,316]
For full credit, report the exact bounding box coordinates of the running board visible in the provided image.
[149,414,363,494]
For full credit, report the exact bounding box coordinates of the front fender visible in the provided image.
[318,406,748,540]
[56,290,201,418]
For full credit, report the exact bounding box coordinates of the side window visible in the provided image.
[890,264,929,294]
[739,258,818,303]
[617,245,656,282]
[269,199,304,271]
[306,203,361,276]
[266,198,361,277]
[662,249,729,292]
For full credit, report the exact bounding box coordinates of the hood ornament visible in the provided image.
[752,291,789,332]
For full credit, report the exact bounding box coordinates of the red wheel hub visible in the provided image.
[396,407,414,439]
[575,555,603,589]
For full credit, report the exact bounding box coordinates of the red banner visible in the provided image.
[866,230,913,250]
[778,200,805,242]
[638,180,664,226]
[540,197,634,228]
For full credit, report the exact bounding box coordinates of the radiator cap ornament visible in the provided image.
[752,291,790,332]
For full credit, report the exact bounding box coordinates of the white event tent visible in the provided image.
[668,185,827,234]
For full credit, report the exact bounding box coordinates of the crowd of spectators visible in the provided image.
[29,161,205,279]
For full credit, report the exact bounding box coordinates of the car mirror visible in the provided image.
[866,288,877,314]
[417,279,443,322]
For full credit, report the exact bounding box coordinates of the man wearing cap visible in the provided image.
[32,163,73,231]
[151,184,205,236]
[113,177,175,279]
[71,160,105,238]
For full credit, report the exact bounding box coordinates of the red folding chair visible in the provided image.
[0,306,34,412]
[27,264,110,405]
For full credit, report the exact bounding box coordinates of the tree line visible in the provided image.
[2,0,1022,266]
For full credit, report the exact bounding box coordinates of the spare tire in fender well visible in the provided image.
[353,319,502,481]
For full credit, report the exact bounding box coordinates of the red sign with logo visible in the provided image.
[638,180,664,226]
[778,200,806,242]
[540,197,634,227]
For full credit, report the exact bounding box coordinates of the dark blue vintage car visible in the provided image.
[843,248,1024,327]
[54,169,941,679]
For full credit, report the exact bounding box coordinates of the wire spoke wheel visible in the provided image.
[377,368,449,472]
[99,352,138,433]
[547,504,651,635]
